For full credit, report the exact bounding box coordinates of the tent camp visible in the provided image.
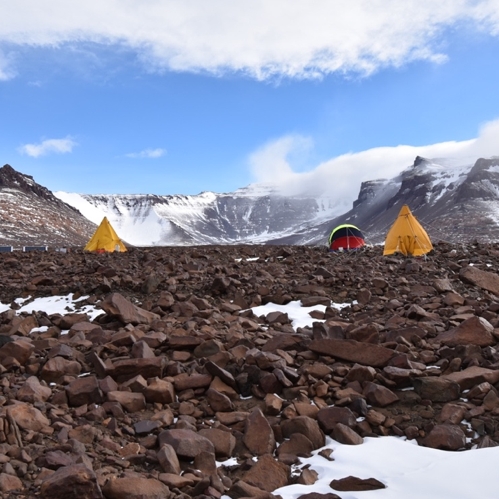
[84,217,127,253]
[383,205,433,256]
[328,224,365,251]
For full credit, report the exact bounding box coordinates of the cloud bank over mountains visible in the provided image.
[1,0,499,80]
[249,118,499,208]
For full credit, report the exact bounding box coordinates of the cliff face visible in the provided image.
[0,164,97,247]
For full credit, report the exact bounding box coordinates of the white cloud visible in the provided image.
[125,148,166,159]
[0,49,16,81]
[0,1,498,79]
[249,118,499,209]
[18,137,77,158]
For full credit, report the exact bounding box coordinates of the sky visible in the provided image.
[2,290,499,497]
[1,1,499,204]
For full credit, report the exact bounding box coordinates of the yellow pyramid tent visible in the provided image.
[84,217,127,252]
[383,205,433,256]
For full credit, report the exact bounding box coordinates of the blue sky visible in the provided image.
[1,1,499,199]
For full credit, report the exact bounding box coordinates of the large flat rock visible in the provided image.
[308,339,395,367]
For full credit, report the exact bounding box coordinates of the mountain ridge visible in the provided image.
[1,157,499,248]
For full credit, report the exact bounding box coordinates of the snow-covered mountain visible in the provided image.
[54,184,344,246]
[270,156,499,245]
[54,156,499,247]
[1,157,499,248]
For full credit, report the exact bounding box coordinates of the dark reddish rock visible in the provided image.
[0,338,34,365]
[17,375,52,402]
[436,316,496,347]
[243,407,276,455]
[40,464,103,499]
[7,402,51,432]
[108,357,164,383]
[412,378,461,402]
[333,423,363,445]
[107,391,146,412]
[281,416,325,450]
[421,424,466,450]
[158,429,214,459]
[298,494,341,499]
[102,476,170,499]
[198,428,236,458]
[66,375,103,406]
[442,366,499,390]
[363,382,399,407]
[101,292,160,325]
[242,454,290,492]
[157,444,181,474]
[309,339,395,367]
[330,476,386,491]
[143,377,175,404]
[276,433,314,458]
[206,387,234,412]
[460,265,499,296]
[317,406,356,433]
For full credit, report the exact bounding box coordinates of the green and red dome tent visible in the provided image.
[328,224,365,251]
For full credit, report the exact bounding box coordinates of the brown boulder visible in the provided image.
[436,316,496,347]
[107,391,146,412]
[281,416,325,450]
[412,377,460,402]
[40,356,82,383]
[276,433,314,458]
[317,406,356,433]
[7,402,51,433]
[0,338,34,365]
[242,454,289,492]
[243,407,276,455]
[102,476,170,499]
[421,424,466,450]
[460,266,499,296]
[363,382,399,407]
[0,473,23,494]
[101,292,160,325]
[333,423,363,445]
[143,377,175,404]
[40,464,103,499]
[309,339,394,367]
[330,476,385,491]
[66,375,103,406]
[17,376,52,403]
[158,429,214,459]
[157,444,181,475]
[442,366,499,390]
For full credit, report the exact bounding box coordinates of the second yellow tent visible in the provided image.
[84,217,127,252]
[383,205,433,256]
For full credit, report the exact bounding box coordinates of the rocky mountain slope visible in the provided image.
[1,157,498,248]
[0,243,498,497]
[55,185,341,247]
[272,156,499,245]
[55,156,499,247]
[0,164,97,248]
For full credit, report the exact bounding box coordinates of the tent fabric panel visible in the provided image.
[383,205,433,256]
[84,217,127,253]
[328,224,363,246]
[330,235,365,251]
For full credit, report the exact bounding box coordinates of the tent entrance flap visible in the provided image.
[84,217,127,253]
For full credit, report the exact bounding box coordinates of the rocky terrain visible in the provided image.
[0,244,498,497]
[0,165,97,248]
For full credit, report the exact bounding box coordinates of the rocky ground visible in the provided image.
[0,243,498,498]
